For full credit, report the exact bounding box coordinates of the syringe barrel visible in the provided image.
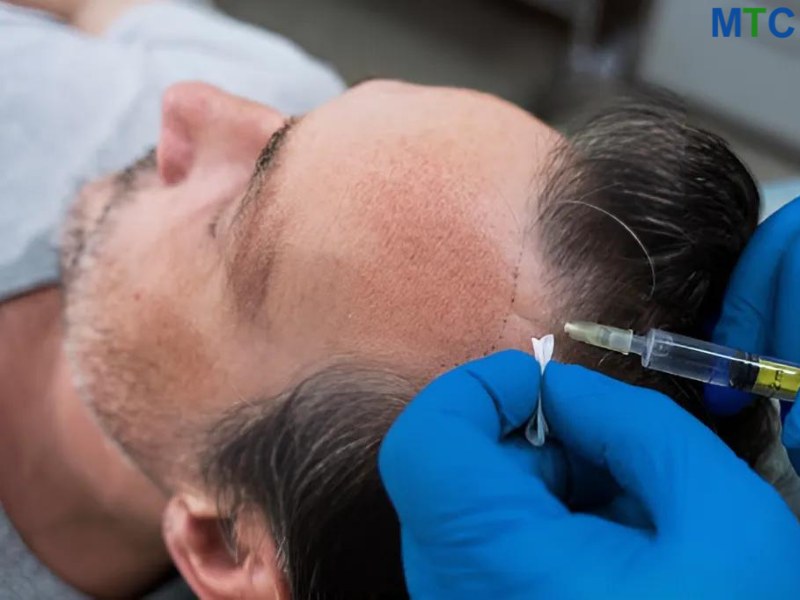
[642,329,752,389]
[642,329,800,401]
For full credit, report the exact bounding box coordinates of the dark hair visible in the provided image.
[533,95,764,459]
[203,96,763,599]
[203,366,413,599]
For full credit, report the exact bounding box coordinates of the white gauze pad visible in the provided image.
[525,334,554,447]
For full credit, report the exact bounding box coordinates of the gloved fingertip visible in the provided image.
[773,234,800,362]
[703,384,754,416]
[542,361,598,393]
[464,349,541,430]
[712,306,765,354]
[712,198,800,355]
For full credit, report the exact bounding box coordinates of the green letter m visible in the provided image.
[713,7,741,37]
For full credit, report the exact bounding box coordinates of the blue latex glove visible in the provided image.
[379,351,800,599]
[708,198,800,458]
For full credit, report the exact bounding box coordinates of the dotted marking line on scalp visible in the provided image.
[488,243,524,355]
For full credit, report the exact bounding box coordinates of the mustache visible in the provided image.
[115,147,158,193]
[60,147,158,286]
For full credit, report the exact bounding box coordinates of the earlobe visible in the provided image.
[162,494,284,600]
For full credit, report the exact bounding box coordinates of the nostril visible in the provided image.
[156,121,193,186]
[157,84,210,185]
[157,82,288,182]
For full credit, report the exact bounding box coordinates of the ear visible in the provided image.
[162,493,287,600]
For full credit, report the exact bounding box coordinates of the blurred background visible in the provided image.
[217,0,799,205]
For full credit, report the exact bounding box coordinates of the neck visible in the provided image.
[0,287,172,598]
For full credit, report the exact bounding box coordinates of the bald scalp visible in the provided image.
[253,94,556,382]
[202,94,765,600]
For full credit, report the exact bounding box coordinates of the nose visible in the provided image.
[350,79,418,96]
[157,82,285,185]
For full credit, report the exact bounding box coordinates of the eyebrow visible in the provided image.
[231,117,299,230]
[226,117,300,319]
[254,118,298,183]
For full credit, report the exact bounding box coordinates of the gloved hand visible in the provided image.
[379,351,800,599]
[708,198,800,457]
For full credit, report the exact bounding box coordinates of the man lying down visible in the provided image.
[66,90,800,598]
[2,4,798,600]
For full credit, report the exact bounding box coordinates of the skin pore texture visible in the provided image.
[0,79,564,598]
[3,6,789,599]
[62,80,563,489]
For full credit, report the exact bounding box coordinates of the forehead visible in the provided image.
[238,82,561,386]
[301,80,555,181]
[275,81,561,248]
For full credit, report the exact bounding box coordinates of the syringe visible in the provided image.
[564,321,800,402]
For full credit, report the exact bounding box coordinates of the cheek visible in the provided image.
[65,196,231,410]
[69,248,215,395]
[96,182,227,291]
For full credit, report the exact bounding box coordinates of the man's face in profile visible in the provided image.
[61,80,560,481]
[59,79,771,599]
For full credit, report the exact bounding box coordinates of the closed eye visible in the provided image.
[207,117,299,241]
